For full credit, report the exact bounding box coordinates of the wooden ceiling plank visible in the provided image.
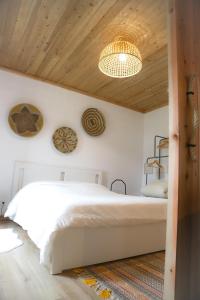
[67,44,167,95]
[50,0,141,82]
[141,101,168,113]
[128,86,168,105]
[28,0,105,76]
[54,0,167,85]
[136,89,168,105]
[14,0,68,72]
[46,0,132,82]
[7,0,39,63]
[59,48,167,98]
[34,0,118,78]
[114,85,168,110]
[7,0,45,70]
[0,1,11,41]
[0,0,22,65]
[25,0,73,74]
[69,57,167,107]
[123,68,168,99]
[134,93,168,112]
[0,0,168,112]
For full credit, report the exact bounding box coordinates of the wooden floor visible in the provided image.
[0,221,99,300]
[0,221,165,300]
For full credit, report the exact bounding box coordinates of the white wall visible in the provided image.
[0,69,145,209]
[143,106,169,185]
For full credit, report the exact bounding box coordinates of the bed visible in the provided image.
[5,162,167,274]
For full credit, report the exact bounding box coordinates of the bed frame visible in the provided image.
[11,161,166,274]
[48,221,166,274]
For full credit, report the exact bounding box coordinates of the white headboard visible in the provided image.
[11,161,102,198]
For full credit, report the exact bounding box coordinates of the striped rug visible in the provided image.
[68,252,165,300]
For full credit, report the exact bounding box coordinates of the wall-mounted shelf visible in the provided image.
[145,135,168,185]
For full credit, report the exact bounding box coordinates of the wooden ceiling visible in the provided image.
[0,0,168,113]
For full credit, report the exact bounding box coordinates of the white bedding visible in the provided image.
[5,181,167,264]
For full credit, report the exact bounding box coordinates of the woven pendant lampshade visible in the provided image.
[98,38,142,78]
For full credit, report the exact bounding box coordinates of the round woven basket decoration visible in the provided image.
[52,127,78,153]
[8,103,43,137]
[82,108,105,136]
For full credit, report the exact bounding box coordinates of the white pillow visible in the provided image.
[141,180,168,198]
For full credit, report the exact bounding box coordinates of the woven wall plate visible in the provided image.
[8,103,43,137]
[81,108,105,136]
[52,127,78,153]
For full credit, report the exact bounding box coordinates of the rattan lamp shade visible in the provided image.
[98,40,142,78]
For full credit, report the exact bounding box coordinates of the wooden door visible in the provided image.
[164,0,200,299]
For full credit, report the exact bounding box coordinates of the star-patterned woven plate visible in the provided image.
[8,103,43,137]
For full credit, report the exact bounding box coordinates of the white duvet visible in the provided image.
[5,181,167,263]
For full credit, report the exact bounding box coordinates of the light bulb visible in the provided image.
[118,53,127,62]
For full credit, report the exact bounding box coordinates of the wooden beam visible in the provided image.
[164,0,200,299]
